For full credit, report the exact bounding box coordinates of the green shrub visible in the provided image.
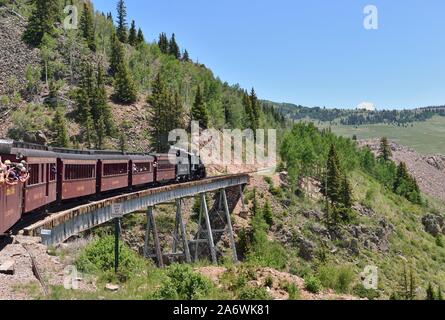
[238,286,272,300]
[304,275,322,294]
[264,275,274,288]
[282,282,300,300]
[317,264,355,293]
[75,236,144,282]
[264,176,273,186]
[436,236,445,248]
[245,208,288,270]
[155,264,213,300]
[353,284,380,300]
[336,267,354,293]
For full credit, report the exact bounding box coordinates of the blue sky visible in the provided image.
[92,0,445,109]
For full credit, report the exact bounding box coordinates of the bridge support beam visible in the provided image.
[239,184,246,211]
[221,189,238,263]
[194,193,217,264]
[172,199,192,263]
[143,207,164,268]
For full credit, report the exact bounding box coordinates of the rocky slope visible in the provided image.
[0,8,39,97]
[358,139,445,201]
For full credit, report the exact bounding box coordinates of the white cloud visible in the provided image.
[356,102,376,111]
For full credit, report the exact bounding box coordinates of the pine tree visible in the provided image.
[116,0,128,43]
[113,61,137,103]
[158,33,169,54]
[110,32,125,76]
[93,65,115,136]
[128,20,137,46]
[147,73,168,152]
[147,74,184,152]
[76,63,95,124]
[393,162,421,204]
[96,114,106,149]
[252,188,259,217]
[378,137,392,162]
[325,144,342,204]
[249,88,260,131]
[242,91,253,129]
[263,201,273,228]
[182,49,190,62]
[23,0,60,46]
[84,112,96,149]
[168,33,180,59]
[340,175,353,209]
[52,108,69,147]
[136,28,145,45]
[438,287,443,301]
[118,130,127,152]
[191,86,209,129]
[76,63,96,147]
[426,283,436,300]
[172,91,186,129]
[80,2,96,51]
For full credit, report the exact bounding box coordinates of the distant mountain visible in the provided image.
[263,100,445,126]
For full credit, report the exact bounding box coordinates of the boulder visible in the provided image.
[309,224,331,240]
[0,260,15,275]
[23,130,48,145]
[298,238,316,261]
[302,210,323,222]
[422,214,445,237]
[105,283,120,292]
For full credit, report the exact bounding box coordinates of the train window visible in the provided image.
[64,164,95,180]
[157,161,174,171]
[28,164,40,186]
[133,162,152,173]
[103,163,128,177]
[50,164,57,181]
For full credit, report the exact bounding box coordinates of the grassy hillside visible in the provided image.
[322,116,445,155]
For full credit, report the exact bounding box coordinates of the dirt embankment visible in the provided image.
[359,139,445,201]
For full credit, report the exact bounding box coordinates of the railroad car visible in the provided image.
[129,154,155,187]
[154,154,176,184]
[0,140,207,235]
[53,150,98,202]
[97,155,130,193]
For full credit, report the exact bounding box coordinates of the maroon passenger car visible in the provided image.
[129,155,155,187]
[154,154,176,183]
[97,155,129,193]
[0,141,57,232]
[56,153,98,201]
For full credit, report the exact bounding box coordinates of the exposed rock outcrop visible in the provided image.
[358,139,445,201]
[0,8,40,97]
[422,214,445,237]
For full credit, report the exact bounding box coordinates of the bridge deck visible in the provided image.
[23,174,249,246]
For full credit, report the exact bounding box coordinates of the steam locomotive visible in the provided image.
[0,140,206,234]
